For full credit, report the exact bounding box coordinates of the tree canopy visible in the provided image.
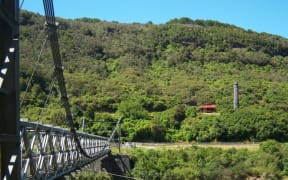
[20,10,288,143]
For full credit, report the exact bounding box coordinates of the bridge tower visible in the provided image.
[0,0,20,179]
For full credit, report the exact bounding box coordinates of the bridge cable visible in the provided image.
[26,68,55,163]
[38,72,55,118]
[19,0,25,9]
[28,69,59,174]
[108,117,122,143]
[42,0,104,158]
[20,36,48,107]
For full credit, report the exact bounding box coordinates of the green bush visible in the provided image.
[131,143,288,179]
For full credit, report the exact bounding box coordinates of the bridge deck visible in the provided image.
[20,121,111,179]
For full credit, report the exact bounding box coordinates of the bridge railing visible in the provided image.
[20,120,111,179]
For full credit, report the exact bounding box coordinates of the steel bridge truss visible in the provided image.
[20,120,110,179]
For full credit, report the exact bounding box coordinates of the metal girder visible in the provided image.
[0,0,20,179]
[20,121,111,179]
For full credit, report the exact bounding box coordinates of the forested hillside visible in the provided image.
[20,10,288,142]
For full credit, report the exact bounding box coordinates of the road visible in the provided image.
[123,142,259,150]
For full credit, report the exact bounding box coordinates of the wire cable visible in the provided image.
[19,0,25,9]
[42,0,121,159]
[31,66,55,124]
[31,67,55,173]
[38,75,55,118]
[20,36,48,108]
[42,0,96,158]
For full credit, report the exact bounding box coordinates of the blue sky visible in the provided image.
[22,0,288,38]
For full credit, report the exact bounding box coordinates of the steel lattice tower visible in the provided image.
[0,0,20,179]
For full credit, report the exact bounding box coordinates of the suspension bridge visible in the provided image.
[0,0,122,179]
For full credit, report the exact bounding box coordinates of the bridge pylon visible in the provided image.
[0,0,20,179]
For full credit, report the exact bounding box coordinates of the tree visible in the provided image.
[117,98,149,120]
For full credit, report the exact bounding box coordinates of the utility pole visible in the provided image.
[82,117,85,132]
[118,123,121,153]
[0,0,21,179]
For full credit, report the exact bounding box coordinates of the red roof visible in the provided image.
[200,105,216,109]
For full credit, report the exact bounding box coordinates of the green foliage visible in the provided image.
[131,142,288,179]
[259,140,282,156]
[20,10,288,143]
[73,171,112,180]
[87,113,117,136]
[223,108,288,142]
[117,98,149,120]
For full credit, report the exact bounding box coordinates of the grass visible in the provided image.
[111,142,260,154]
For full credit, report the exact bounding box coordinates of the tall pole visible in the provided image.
[82,117,85,132]
[0,0,20,179]
[118,123,121,153]
[234,82,239,110]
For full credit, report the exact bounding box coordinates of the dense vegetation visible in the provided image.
[69,140,288,179]
[130,140,288,179]
[20,10,288,143]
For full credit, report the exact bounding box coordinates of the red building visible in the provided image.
[199,104,217,113]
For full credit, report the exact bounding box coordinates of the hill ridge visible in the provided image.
[20,10,288,143]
